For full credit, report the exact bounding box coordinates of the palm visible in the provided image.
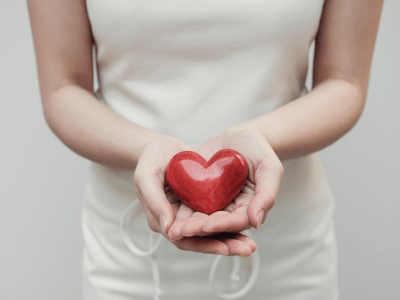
[168,126,281,240]
[168,181,255,240]
[135,136,258,256]
[168,134,259,240]
[165,182,256,256]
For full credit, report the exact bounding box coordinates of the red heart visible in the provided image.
[166,149,249,215]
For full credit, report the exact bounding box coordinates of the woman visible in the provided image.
[27,0,383,299]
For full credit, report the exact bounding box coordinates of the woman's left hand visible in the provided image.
[168,125,284,241]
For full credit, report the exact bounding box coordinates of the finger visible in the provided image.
[165,186,182,216]
[134,164,175,235]
[241,180,255,194]
[165,185,180,205]
[173,236,229,256]
[168,204,195,241]
[135,187,159,231]
[170,202,181,216]
[247,157,284,229]
[202,206,251,234]
[180,212,209,237]
[173,234,255,257]
[235,233,257,252]
[224,192,253,213]
[175,203,195,221]
[216,233,253,257]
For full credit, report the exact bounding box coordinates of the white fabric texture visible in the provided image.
[120,199,261,300]
[82,0,338,299]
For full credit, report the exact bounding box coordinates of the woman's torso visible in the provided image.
[82,1,338,299]
[88,0,322,148]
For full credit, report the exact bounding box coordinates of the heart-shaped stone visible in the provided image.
[166,149,248,215]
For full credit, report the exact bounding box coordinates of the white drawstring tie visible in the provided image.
[121,200,164,300]
[121,199,259,300]
[209,244,260,300]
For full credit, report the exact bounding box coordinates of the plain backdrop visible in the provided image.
[1,1,399,299]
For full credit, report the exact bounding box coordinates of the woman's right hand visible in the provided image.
[134,136,257,257]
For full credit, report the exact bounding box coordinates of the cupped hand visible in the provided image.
[168,125,284,241]
[134,135,257,256]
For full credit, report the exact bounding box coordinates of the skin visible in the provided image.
[27,0,383,257]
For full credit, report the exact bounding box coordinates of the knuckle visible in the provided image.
[147,221,159,233]
[268,158,283,175]
[174,242,184,251]
[133,179,141,194]
[133,172,145,187]
[224,126,239,138]
[268,195,276,208]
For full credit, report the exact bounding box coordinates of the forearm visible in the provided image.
[44,84,164,170]
[244,78,365,160]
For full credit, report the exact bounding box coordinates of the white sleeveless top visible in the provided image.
[83,1,338,299]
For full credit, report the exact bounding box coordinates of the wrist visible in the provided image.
[227,119,284,157]
[136,133,192,161]
[130,130,164,165]
[224,121,263,139]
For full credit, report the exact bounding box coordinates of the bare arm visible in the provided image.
[27,0,257,256]
[170,0,384,236]
[27,0,162,170]
[241,0,384,160]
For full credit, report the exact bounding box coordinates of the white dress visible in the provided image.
[83,0,338,299]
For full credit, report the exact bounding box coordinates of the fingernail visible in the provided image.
[217,250,229,256]
[160,215,168,235]
[169,235,181,242]
[256,211,264,229]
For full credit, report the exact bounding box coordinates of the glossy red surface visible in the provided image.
[166,149,249,215]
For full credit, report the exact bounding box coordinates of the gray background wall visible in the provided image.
[1,1,399,299]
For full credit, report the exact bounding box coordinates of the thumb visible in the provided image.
[247,158,283,229]
[134,167,176,235]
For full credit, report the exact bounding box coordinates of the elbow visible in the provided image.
[321,77,368,135]
[40,85,69,139]
[346,80,368,132]
[41,90,58,134]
